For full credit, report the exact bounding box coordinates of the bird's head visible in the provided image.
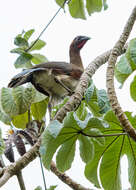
[70,36,90,52]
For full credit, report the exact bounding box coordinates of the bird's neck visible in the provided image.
[69,47,84,70]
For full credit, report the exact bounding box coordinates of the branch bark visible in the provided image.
[106,6,136,141]
[50,161,92,190]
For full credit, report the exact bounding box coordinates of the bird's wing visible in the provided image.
[32,61,83,79]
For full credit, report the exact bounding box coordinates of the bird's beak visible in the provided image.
[80,36,91,42]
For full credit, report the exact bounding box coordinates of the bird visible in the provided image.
[8,36,90,117]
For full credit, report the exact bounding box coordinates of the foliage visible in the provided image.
[10,29,48,69]
[55,0,108,19]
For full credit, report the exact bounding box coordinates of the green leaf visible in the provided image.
[87,101,101,116]
[125,111,136,129]
[32,53,48,65]
[55,0,65,7]
[56,135,77,172]
[130,75,136,102]
[85,82,95,103]
[0,106,11,125]
[86,0,102,15]
[14,53,33,68]
[85,135,123,188]
[122,136,136,190]
[88,128,105,146]
[0,128,5,155]
[85,116,108,131]
[40,120,64,169]
[99,136,123,190]
[10,47,25,54]
[12,111,30,129]
[34,186,42,190]
[85,85,102,116]
[29,40,46,51]
[68,0,86,19]
[12,86,35,114]
[63,112,81,131]
[97,89,110,114]
[0,87,19,117]
[26,84,46,103]
[76,101,88,121]
[14,37,29,47]
[103,0,108,10]
[47,186,57,190]
[41,112,81,170]
[85,139,104,188]
[115,55,132,86]
[104,110,121,130]
[24,29,35,41]
[31,99,48,121]
[126,38,136,70]
[79,135,94,163]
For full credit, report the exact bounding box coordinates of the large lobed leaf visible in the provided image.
[41,111,107,171]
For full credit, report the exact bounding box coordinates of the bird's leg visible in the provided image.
[54,76,73,96]
[48,96,53,121]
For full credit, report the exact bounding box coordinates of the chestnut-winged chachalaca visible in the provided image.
[8,36,90,115]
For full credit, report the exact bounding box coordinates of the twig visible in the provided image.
[39,157,47,190]
[106,6,136,141]
[16,171,26,190]
[26,0,69,52]
[50,161,92,190]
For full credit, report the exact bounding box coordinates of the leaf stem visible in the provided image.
[80,131,127,138]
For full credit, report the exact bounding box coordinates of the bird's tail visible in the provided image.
[8,68,45,88]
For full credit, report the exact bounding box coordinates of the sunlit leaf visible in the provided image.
[32,53,48,64]
[130,75,136,102]
[86,0,102,15]
[24,29,35,41]
[31,99,48,121]
[12,111,30,129]
[47,185,57,190]
[29,40,46,51]
[68,0,86,19]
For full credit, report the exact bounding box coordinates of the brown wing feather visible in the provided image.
[32,62,83,79]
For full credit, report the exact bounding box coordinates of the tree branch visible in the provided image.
[106,6,136,141]
[50,161,92,190]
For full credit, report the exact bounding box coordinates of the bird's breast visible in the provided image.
[32,70,79,98]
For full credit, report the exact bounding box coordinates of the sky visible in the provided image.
[1,0,136,189]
